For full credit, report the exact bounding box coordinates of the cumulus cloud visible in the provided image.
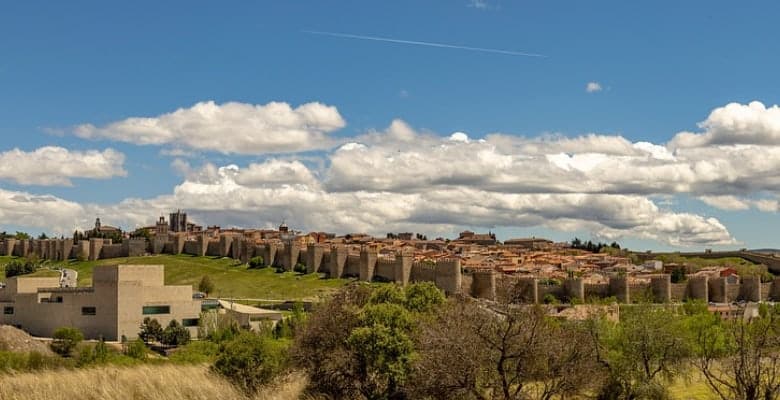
[0,188,86,234]
[29,100,780,247]
[0,147,126,186]
[586,81,602,93]
[74,100,346,154]
[81,163,734,247]
[669,101,780,148]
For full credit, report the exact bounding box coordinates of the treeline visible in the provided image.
[571,237,621,253]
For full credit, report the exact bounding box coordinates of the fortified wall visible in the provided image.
[4,236,780,303]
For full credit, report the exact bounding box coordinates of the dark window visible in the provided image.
[3,307,13,315]
[55,296,63,303]
[142,305,170,315]
[81,307,96,316]
[182,318,199,327]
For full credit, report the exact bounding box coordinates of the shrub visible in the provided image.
[161,320,191,346]
[125,339,147,359]
[212,332,288,394]
[50,327,84,357]
[139,317,163,343]
[4,260,36,278]
[248,256,265,269]
[293,263,307,274]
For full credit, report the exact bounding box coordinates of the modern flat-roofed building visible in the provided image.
[0,265,200,341]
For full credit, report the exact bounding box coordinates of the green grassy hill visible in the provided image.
[0,255,351,301]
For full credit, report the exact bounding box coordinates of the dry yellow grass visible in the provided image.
[0,364,307,400]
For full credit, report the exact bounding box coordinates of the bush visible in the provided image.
[76,338,110,366]
[199,312,241,342]
[50,327,84,357]
[293,263,307,274]
[4,260,36,278]
[125,339,147,359]
[161,320,191,346]
[139,317,163,343]
[213,332,289,394]
[248,256,265,269]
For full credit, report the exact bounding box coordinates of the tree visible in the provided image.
[591,303,690,399]
[411,299,599,400]
[404,282,445,313]
[346,303,415,398]
[161,319,191,346]
[292,284,383,398]
[14,231,30,240]
[689,304,780,400]
[37,232,48,240]
[212,331,288,394]
[198,275,215,297]
[50,327,84,357]
[4,260,36,278]
[138,317,163,343]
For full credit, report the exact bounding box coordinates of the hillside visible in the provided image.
[0,255,351,301]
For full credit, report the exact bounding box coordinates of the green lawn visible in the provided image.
[0,254,351,300]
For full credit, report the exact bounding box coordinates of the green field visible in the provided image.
[0,255,351,300]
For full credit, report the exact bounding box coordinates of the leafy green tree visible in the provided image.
[138,317,163,343]
[161,319,191,346]
[213,331,288,394]
[404,282,445,313]
[198,275,215,297]
[50,327,84,357]
[368,284,406,306]
[346,303,415,398]
[14,231,30,240]
[592,303,690,399]
[4,260,36,278]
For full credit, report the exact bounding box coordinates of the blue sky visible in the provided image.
[2,1,780,250]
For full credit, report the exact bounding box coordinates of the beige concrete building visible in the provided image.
[0,265,201,341]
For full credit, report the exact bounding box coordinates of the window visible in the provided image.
[81,307,96,316]
[182,318,199,327]
[142,305,170,315]
[3,307,13,315]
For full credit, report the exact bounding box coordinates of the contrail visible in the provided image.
[302,30,546,58]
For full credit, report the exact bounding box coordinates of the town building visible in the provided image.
[0,264,201,341]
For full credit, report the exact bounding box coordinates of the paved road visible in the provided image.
[60,268,78,288]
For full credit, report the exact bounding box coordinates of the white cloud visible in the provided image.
[699,195,751,211]
[0,147,126,186]
[586,81,602,93]
[27,100,780,247]
[82,164,734,247]
[0,188,86,234]
[669,101,780,148]
[74,100,346,154]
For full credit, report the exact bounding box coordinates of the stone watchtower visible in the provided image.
[359,245,378,282]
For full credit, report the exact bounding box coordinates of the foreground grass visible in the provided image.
[0,364,307,400]
[2,254,350,300]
